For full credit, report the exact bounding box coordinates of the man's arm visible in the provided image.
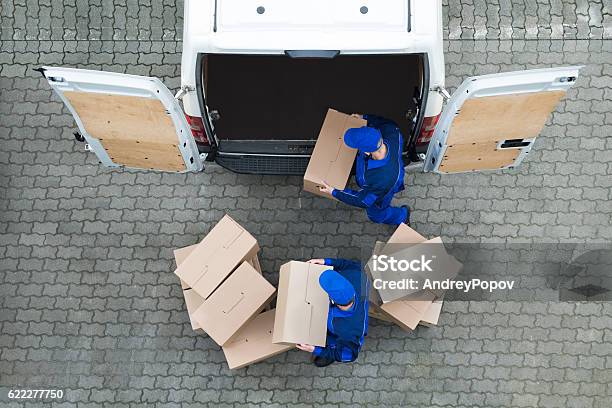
[332,187,378,209]
[363,114,395,129]
[312,339,359,363]
[323,258,362,271]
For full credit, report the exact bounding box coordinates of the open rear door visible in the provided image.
[424,66,582,174]
[42,67,203,172]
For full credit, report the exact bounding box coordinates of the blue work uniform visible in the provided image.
[312,258,369,363]
[332,114,407,225]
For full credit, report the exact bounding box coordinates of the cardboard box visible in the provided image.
[250,254,262,275]
[366,224,444,330]
[192,261,275,346]
[368,306,393,323]
[304,109,366,198]
[272,261,329,347]
[174,243,204,330]
[366,278,395,324]
[174,241,263,331]
[370,236,462,303]
[365,247,395,324]
[366,267,434,331]
[174,214,259,299]
[183,289,205,331]
[222,309,294,370]
[177,242,261,277]
[419,300,443,327]
[386,223,427,246]
[380,291,436,331]
[174,244,198,290]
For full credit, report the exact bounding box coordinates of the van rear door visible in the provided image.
[423,66,582,174]
[42,67,203,172]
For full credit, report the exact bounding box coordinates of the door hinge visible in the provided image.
[174,85,195,100]
[431,86,451,100]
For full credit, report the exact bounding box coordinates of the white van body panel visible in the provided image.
[43,66,204,172]
[423,66,582,173]
[218,0,409,31]
[181,0,445,119]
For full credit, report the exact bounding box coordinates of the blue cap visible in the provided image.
[319,270,355,306]
[343,126,382,153]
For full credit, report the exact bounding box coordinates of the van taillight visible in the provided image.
[185,114,210,145]
[416,114,441,145]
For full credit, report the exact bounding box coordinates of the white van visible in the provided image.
[42,0,581,176]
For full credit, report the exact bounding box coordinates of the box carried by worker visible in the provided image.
[174,214,259,299]
[272,261,329,346]
[304,108,366,198]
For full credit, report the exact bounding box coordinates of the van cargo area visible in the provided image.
[203,54,423,147]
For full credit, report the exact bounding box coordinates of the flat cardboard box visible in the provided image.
[365,254,392,323]
[386,223,427,246]
[174,244,198,290]
[367,224,439,330]
[222,309,294,370]
[367,225,427,305]
[371,236,462,303]
[368,306,394,323]
[250,254,262,274]
[272,261,329,347]
[366,262,419,329]
[192,261,275,346]
[174,214,259,299]
[174,243,204,330]
[380,290,436,331]
[368,300,396,324]
[304,108,366,198]
[384,225,462,297]
[183,289,205,331]
[419,300,443,327]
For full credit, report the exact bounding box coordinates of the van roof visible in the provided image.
[183,0,441,54]
[216,0,410,32]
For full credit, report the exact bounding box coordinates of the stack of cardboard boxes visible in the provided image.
[172,215,331,369]
[366,223,462,331]
[173,214,294,369]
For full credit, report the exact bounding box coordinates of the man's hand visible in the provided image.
[296,343,315,353]
[318,181,334,195]
[308,259,325,265]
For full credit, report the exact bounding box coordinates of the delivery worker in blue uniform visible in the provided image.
[296,258,369,367]
[320,114,410,226]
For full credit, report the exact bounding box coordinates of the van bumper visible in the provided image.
[215,153,310,175]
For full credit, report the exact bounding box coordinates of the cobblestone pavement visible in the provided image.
[1,1,611,407]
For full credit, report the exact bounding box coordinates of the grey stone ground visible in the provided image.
[1,1,611,407]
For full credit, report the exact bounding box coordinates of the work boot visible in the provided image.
[402,205,411,226]
[313,356,335,367]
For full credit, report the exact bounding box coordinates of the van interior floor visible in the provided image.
[203,54,422,142]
